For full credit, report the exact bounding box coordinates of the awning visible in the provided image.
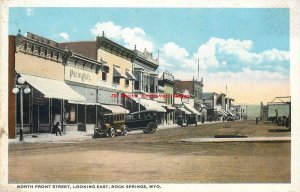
[183,103,200,115]
[100,104,129,114]
[20,74,85,101]
[133,98,166,112]
[113,67,127,78]
[200,104,207,108]
[227,111,234,116]
[178,107,192,115]
[214,110,224,116]
[68,101,100,105]
[165,105,176,110]
[126,71,136,80]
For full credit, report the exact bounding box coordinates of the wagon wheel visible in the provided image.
[109,128,116,138]
[121,125,128,136]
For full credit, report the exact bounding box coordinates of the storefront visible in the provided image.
[9,32,89,137]
[64,51,105,132]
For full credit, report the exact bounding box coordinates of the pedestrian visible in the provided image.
[256,117,258,125]
[53,122,62,136]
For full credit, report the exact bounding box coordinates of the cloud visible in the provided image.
[91,21,154,52]
[206,67,288,84]
[59,32,70,41]
[161,42,189,60]
[26,8,34,16]
[159,37,289,80]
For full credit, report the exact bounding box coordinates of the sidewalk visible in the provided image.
[8,121,221,144]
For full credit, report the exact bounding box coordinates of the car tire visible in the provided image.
[146,122,157,134]
[109,128,116,138]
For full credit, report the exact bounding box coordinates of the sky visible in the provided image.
[9,8,290,105]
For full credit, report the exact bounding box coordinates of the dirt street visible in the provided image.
[9,120,290,183]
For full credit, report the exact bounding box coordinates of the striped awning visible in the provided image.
[132,98,166,112]
[113,67,127,78]
[126,70,136,80]
[183,103,200,115]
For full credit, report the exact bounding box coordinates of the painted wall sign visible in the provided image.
[65,66,98,86]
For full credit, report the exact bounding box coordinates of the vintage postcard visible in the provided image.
[0,0,299,192]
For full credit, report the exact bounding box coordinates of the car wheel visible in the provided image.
[146,122,157,134]
[109,128,116,138]
[122,125,128,136]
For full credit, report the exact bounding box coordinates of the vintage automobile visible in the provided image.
[94,113,128,138]
[94,110,159,138]
[176,112,197,127]
[125,110,158,134]
[186,114,197,126]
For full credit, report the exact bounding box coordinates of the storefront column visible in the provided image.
[76,104,78,124]
[37,106,40,133]
[84,105,87,124]
[95,105,98,126]
[30,89,33,134]
[49,98,52,133]
[61,99,64,132]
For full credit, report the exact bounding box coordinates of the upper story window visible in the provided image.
[113,77,120,84]
[125,79,129,87]
[102,72,107,81]
[134,71,141,91]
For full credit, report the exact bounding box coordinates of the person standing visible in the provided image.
[256,117,258,125]
[53,122,62,136]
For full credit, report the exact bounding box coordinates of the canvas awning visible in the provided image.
[113,67,127,78]
[20,74,85,101]
[68,101,100,105]
[165,105,176,110]
[178,107,192,115]
[133,98,166,112]
[200,104,207,108]
[126,71,136,80]
[100,104,129,114]
[183,103,200,115]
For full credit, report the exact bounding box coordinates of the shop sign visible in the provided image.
[65,66,98,86]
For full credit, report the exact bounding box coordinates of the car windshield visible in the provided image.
[101,115,112,124]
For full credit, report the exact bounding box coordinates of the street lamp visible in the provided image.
[12,76,31,141]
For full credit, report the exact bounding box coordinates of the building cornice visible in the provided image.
[15,33,66,63]
[96,36,137,62]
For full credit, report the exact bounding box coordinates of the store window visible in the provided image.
[78,105,85,123]
[86,105,96,124]
[39,104,49,124]
[66,103,77,124]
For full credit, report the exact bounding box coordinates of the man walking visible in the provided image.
[53,122,62,136]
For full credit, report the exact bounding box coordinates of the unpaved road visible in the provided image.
[9,121,290,183]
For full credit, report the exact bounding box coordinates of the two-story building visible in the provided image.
[173,78,205,122]
[8,32,107,138]
[158,72,175,124]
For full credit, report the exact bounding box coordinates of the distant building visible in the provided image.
[203,92,218,121]
[174,78,205,120]
[260,102,268,120]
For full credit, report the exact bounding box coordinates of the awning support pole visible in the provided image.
[49,98,52,133]
[62,99,64,132]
